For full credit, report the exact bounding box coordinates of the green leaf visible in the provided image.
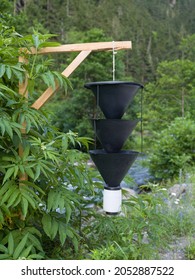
[0,83,16,95]
[32,34,40,49]
[22,181,45,195]
[3,167,15,184]
[46,71,56,89]
[21,197,28,218]
[19,164,25,175]
[7,189,20,208]
[22,145,30,160]
[53,72,62,87]
[0,185,16,204]
[66,228,74,238]
[65,204,72,223]
[28,233,43,252]
[11,68,23,83]
[0,253,11,260]
[8,233,14,256]
[21,191,36,209]
[41,73,51,88]
[72,236,79,252]
[25,167,34,179]
[50,218,59,240]
[62,136,68,151]
[6,66,12,79]
[2,119,13,139]
[59,223,67,246]
[0,121,5,135]
[39,41,60,48]
[0,244,8,254]
[42,214,52,238]
[0,210,4,224]
[27,253,44,260]
[18,245,33,259]
[13,233,29,259]
[34,164,41,181]
[58,196,65,212]
[0,181,10,197]
[12,65,25,72]
[0,64,5,77]
[13,165,19,178]
[47,190,56,211]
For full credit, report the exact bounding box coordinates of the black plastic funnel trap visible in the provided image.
[85,81,143,119]
[93,119,139,153]
[89,150,139,187]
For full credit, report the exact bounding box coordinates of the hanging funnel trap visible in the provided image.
[85,81,143,119]
[92,119,139,153]
[85,80,143,215]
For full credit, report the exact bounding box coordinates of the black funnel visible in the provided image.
[89,150,139,187]
[93,119,139,153]
[85,81,143,119]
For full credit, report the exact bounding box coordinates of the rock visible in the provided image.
[87,159,95,167]
[168,183,187,198]
[159,236,191,260]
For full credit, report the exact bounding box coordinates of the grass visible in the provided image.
[80,173,195,260]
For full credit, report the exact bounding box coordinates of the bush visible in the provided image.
[148,117,195,179]
[0,25,99,259]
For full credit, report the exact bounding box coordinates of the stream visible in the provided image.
[122,154,154,189]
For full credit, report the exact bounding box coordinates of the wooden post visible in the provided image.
[19,56,28,182]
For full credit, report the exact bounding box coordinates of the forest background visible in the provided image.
[3,0,195,147]
[1,0,195,260]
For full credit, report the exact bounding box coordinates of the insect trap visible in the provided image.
[84,43,143,214]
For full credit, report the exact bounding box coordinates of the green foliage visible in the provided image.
[149,117,195,179]
[82,185,171,260]
[0,229,44,259]
[185,241,195,260]
[0,24,99,259]
[87,182,195,260]
[179,34,195,61]
[143,59,195,136]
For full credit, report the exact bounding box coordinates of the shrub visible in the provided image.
[148,117,195,179]
[0,24,98,259]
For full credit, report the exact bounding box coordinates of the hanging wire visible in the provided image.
[140,87,144,154]
[112,41,117,81]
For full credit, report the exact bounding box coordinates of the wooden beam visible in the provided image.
[31,50,91,110]
[27,41,132,55]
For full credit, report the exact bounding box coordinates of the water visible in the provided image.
[127,154,153,188]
